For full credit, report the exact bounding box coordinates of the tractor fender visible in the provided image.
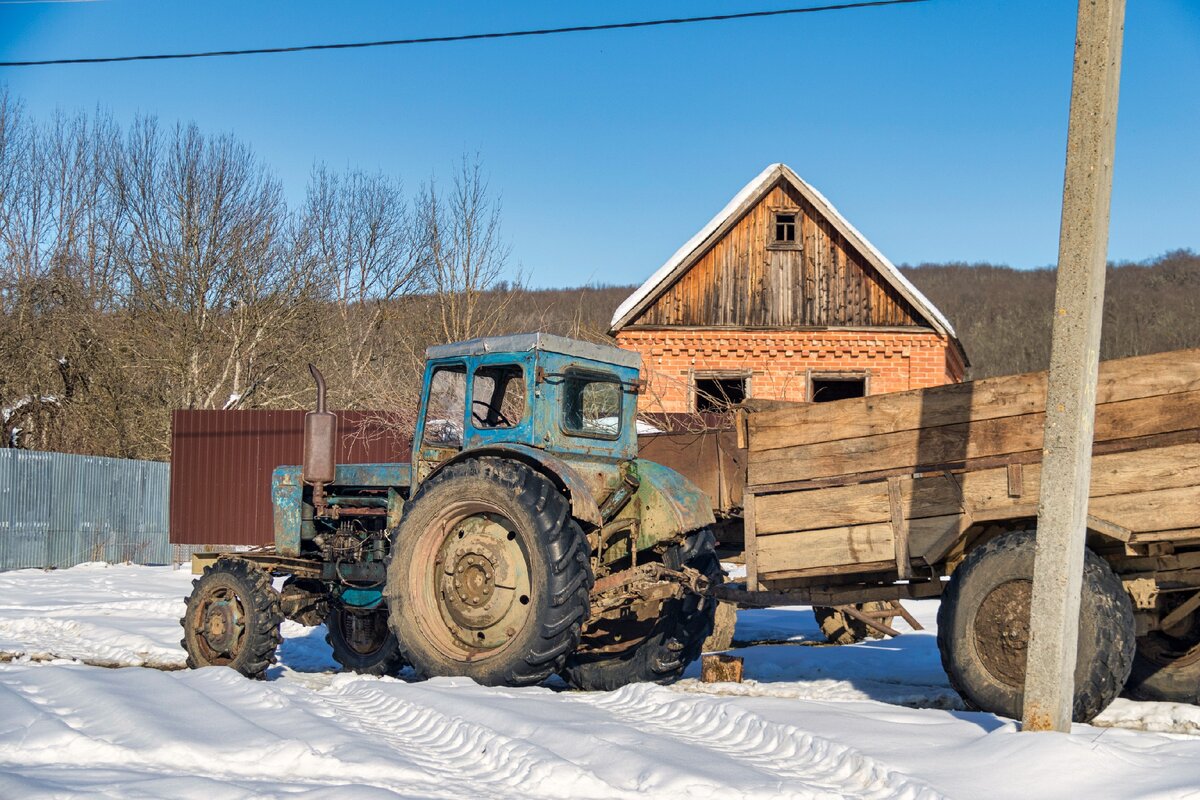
[426,445,604,528]
[629,459,717,547]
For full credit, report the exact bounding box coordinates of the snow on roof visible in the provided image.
[609,163,958,340]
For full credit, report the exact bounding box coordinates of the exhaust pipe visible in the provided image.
[303,364,336,510]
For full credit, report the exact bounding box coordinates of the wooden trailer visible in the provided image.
[717,347,1200,720]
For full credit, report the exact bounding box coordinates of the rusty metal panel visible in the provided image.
[169,410,410,547]
[637,429,746,516]
[0,449,170,571]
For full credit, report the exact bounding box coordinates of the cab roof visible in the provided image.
[425,332,641,370]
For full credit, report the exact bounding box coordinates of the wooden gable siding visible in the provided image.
[630,180,927,329]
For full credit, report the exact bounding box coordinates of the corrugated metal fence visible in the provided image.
[0,449,170,571]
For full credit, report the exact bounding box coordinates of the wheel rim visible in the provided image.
[337,608,391,656]
[192,585,246,664]
[1139,594,1200,670]
[973,578,1032,688]
[409,500,533,661]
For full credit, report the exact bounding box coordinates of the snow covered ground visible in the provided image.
[2,564,1200,798]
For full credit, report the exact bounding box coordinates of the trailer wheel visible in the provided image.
[562,529,722,691]
[937,529,1134,722]
[386,458,591,687]
[180,558,283,679]
[1124,594,1200,703]
[326,605,406,676]
[813,603,895,645]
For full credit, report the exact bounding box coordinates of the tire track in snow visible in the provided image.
[573,683,948,800]
[309,679,621,799]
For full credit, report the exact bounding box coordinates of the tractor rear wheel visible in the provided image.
[180,558,283,679]
[386,458,592,687]
[936,529,1135,722]
[326,605,406,676]
[562,529,722,691]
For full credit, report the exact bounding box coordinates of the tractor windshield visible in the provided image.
[424,365,467,446]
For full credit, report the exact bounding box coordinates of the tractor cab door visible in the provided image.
[414,363,467,482]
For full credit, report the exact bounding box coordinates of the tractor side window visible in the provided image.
[424,366,467,446]
[471,365,526,429]
[562,373,622,438]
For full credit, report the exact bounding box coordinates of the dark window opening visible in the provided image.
[695,377,747,412]
[471,364,525,429]
[810,377,866,403]
[774,212,796,243]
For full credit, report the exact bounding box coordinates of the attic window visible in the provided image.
[770,210,798,249]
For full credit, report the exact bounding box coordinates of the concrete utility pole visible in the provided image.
[1022,0,1126,733]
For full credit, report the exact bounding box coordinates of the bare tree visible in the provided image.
[301,164,428,407]
[422,155,517,344]
[108,118,308,454]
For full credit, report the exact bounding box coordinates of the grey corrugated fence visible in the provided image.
[0,449,170,571]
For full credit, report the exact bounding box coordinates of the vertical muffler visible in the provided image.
[303,364,336,512]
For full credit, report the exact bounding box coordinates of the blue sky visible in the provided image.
[1,1,1197,288]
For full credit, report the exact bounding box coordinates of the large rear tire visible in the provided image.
[936,529,1135,722]
[180,558,283,679]
[386,458,592,687]
[326,605,406,677]
[562,529,721,691]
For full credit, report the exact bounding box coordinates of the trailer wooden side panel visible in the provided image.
[745,350,1200,586]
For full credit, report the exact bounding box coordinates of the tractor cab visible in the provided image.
[413,333,642,482]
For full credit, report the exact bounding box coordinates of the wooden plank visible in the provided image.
[1090,485,1200,534]
[748,429,1200,495]
[753,442,1200,535]
[888,477,913,579]
[744,491,758,592]
[755,514,963,576]
[748,348,1200,452]
[1007,463,1024,498]
[755,523,894,574]
[748,389,1200,486]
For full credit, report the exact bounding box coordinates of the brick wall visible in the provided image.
[615,329,966,413]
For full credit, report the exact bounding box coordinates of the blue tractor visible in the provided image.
[181,333,722,689]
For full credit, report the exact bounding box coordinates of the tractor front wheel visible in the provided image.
[386,458,592,686]
[326,605,406,676]
[180,558,283,679]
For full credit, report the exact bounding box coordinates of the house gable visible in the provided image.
[610,164,957,338]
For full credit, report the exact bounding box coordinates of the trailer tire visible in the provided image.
[937,529,1134,722]
[1124,597,1200,703]
[326,605,406,677]
[814,603,895,645]
[387,458,591,687]
[562,529,721,691]
[180,558,283,680]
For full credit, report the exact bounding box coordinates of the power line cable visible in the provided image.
[0,0,928,68]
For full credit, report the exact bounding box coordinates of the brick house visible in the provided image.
[609,163,967,413]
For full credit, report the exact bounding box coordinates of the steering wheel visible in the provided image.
[472,399,513,427]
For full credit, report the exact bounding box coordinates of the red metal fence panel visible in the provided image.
[169,410,410,546]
